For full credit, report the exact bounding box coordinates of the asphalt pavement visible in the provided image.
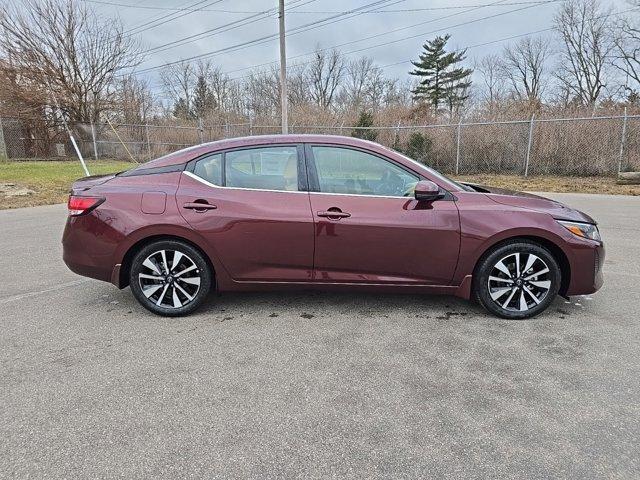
[1,193,639,479]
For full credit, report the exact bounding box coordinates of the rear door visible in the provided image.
[305,144,460,285]
[177,144,315,282]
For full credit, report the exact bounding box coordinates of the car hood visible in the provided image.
[462,183,596,224]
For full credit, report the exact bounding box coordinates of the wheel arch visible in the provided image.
[118,234,216,289]
[472,235,571,296]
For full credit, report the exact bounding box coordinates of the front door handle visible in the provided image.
[317,210,351,219]
[183,201,217,212]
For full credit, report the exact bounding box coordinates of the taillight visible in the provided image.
[68,195,105,216]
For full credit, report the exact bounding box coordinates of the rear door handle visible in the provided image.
[317,210,351,219]
[183,201,217,211]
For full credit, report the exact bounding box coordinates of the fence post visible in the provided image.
[617,107,628,174]
[393,120,402,150]
[0,116,6,159]
[145,124,152,159]
[455,117,463,175]
[524,113,535,177]
[197,118,204,144]
[249,117,253,136]
[90,122,99,160]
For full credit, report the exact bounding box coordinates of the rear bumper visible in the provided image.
[62,214,119,285]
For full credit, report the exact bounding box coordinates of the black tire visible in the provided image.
[129,239,212,317]
[474,240,561,320]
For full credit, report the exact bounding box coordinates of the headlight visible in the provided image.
[557,220,601,242]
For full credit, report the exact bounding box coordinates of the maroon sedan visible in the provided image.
[62,135,604,319]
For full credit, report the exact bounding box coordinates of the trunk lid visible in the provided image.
[70,173,117,194]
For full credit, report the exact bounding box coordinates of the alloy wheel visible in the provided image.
[138,249,202,309]
[487,252,552,312]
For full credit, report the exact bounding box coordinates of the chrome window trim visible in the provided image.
[308,191,413,200]
[183,171,309,194]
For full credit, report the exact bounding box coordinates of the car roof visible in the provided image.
[141,134,389,169]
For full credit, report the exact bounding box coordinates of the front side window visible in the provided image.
[312,146,419,197]
[225,146,299,191]
[192,153,222,185]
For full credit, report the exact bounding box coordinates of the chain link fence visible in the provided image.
[1,114,639,176]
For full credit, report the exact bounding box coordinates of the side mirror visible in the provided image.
[414,180,444,202]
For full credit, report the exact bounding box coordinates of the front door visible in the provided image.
[177,145,314,282]
[306,145,460,285]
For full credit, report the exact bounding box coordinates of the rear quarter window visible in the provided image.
[192,154,222,185]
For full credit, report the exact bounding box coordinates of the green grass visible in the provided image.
[1,159,638,210]
[0,159,134,209]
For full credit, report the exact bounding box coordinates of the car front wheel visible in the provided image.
[474,241,561,319]
[129,240,212,317]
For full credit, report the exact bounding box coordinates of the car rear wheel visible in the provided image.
[474,241,561,319]
[129,240,212,317]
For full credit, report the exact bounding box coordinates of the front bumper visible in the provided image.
[565,241,605,296]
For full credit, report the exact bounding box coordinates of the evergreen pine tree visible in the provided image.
[172,98,192,120]
[192,74,216,120]
[404,132,432,163]
[351,111,378,141]
[409,35,473,113]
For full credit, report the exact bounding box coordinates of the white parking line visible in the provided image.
[0,279,90,304]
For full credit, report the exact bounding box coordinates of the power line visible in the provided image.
[379,28,555,69]
[266,3,639,80]
[122,0,225,37]
[119,0,208,35]
[223,0,517,78]
[143,10,273,55]
[145,6,639,101]
[74,0,221,55]
[145,0,517,89]
[378,6,640,69]
[142,0,317,56]
[304,2,556,70]
[80,0,565,14]
[131,0,408,75]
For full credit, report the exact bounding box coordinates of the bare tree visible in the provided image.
[365,69,389,110]
[0,0,140,124]
[614,9,640,96]
[342,57,374,110]
[287,64,311,107]
[116,76,155,124]
[554,0,616,105]
[500,36,551,106]
[475,54,507,108]
[309,48,345,108]
[244,68,280,117]
[339,56,390,111]
[207,66,244,114]
[159,61,197,120]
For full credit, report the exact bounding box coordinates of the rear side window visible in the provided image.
[192,153,222,185]
[225,146,299,191]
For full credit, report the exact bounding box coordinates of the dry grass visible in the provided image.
[0,159,134,209]
[453,174,640,196]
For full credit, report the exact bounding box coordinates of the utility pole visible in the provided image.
[278,0,288,134]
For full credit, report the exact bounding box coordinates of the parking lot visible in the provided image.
[1,193,639,478]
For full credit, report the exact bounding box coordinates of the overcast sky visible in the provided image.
[84,0,630,97]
